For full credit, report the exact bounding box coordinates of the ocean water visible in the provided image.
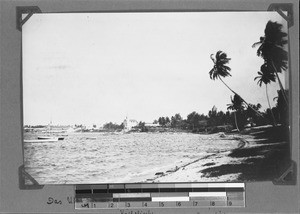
[23,132,238,184]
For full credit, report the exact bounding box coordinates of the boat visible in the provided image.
[37,136,64,141]
[37,122,65,141]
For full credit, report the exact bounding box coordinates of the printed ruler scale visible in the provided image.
[75,183,245,209]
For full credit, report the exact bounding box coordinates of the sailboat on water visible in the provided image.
[37,136,64,141]
[24,123,65,143]
[23,122,65,143]
[24,135,62,143]
[37,122,65,141]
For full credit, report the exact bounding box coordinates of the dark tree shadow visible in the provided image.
[200,126,291,181]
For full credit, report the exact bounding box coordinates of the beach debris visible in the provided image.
[237,138,249,148]
[155,172,164,176]
[219,132,226,138]
[166,166,180,173]
[203,162,215,167]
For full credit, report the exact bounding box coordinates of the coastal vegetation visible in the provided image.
[209,51,263,118]
[252,20,289,105]
[194,20,291,181]
[101,20,289,136]
[254,63,277,126]
[226,94,244,132]
[252,20,289,126]
[103,122,124,130]
[101,91,284,134]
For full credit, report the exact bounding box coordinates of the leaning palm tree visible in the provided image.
[252,20,288,105]
[245,103,262,125]
[209,51,263,117]
[209,51,232,91]
[254,63,277,126]
[227,94,244,132]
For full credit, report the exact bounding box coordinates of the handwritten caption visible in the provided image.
[46,197,62,205]
[46,196,76,205]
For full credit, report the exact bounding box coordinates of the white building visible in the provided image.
[123,117,138,131]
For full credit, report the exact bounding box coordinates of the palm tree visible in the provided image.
[245,103,262,126]
[254,63,277,126]
[227,94,244,132]
[209,51,232,91]
[209,51,263,117]
[252,20,288,104]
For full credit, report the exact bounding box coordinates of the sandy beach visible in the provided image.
[147,125,290,182]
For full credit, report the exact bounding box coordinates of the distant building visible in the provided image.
[123,117,138,131]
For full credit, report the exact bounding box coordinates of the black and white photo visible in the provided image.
[22,11,290,184]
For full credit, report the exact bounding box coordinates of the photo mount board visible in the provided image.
[18,4,296,188]
[0,0,299,213]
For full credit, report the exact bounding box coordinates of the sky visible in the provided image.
[22,12,288,126]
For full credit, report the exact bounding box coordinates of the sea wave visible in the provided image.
[24,132,238,184]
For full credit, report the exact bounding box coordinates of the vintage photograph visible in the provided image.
[22,12,290,184]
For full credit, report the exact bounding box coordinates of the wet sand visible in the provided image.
[148,125,290,182]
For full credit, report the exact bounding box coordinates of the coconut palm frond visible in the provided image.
[257,103,262,109]
[254,75,260,81]
[223,65,231,72]
[227,104,234,111]
[252,41,261,48]
[210,54,215,63]
[227,94,244,112]
[255,63,276,87]
[209,67,220,80]
[252,36,265,48]
[209,68,215,80]
[253,20,289,95]
[218,68,231,78]
[254,76,263,86]
[265,21,288,45]
[209,51,231,79]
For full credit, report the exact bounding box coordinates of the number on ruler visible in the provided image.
[176,202,181,206]
[93,203,96,208]
[210,201,215,206]
[126,202,130,207]
[159,202,164,207]
[228,201,232,206]
[193,201,198,206]
[142,202,148,207]
[109,202,114,208]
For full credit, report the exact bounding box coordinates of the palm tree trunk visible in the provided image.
[219,77,236,94]
[219,77,264,118]
[266,85,277,126]
[234,111,239,132]
[270,60,288,105]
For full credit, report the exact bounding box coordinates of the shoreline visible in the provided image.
[144,125,290,182]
